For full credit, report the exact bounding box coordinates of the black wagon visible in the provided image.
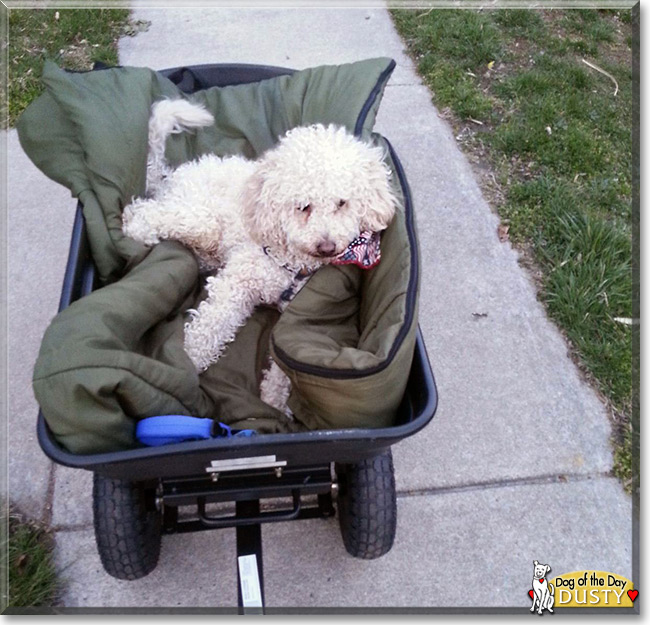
[26,61,438,609]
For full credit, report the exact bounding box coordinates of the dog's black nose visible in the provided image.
[316,240,337,257]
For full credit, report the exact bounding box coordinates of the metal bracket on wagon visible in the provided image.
[205,455,287,477]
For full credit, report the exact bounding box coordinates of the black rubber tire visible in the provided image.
[335,448,397,559]
[92,474,162,580]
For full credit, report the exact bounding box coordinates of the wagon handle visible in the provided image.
[196,490,301,528]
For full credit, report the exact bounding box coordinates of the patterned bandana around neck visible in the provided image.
[331,231,382,269]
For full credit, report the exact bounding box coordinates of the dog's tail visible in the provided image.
[146,99,214,195]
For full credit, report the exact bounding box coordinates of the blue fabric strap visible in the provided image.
[136,415,256,446]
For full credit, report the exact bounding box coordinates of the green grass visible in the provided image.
[6,511,59,608]
[391,8,637,489]
[7,7,136,127]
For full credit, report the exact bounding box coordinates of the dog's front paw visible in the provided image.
[183,339,217,374]
[183,316,224,373]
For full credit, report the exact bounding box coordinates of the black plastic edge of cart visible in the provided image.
[159,63,296,91]
[58,202,94,312]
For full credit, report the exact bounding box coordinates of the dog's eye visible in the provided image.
[338,199,347,208]
[297,203,311,213]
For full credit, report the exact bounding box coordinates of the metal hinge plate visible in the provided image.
[205,455,287,474]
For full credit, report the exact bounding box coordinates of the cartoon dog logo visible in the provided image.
[530,560,555,615]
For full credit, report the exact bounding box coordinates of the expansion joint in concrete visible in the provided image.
[42,461,57,527]
[397,471,614,499]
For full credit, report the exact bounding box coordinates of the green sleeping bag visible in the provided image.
[19,58,420,454]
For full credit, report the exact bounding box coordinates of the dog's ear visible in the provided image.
[241,166,268,239]
[545,565,551,575]
[241,164,286,252]
[534,561,539,566]
[357,148,397,233]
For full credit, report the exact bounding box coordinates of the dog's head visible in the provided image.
[533,561,551,580]
[241,124,397,269]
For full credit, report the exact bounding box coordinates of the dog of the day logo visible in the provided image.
[528,561,638,612]
[529,561,555,614]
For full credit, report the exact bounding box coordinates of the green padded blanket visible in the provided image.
[19,58,419,454]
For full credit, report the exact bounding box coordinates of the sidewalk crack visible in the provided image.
[397,471,614,499]
[42,461,57,527]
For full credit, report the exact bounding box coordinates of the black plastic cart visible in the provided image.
[36,63,438,611]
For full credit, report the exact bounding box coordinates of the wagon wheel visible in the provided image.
[335,448,397,559]
[92,474,162,580]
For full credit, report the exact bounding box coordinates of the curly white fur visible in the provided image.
[259,359,294,417]
[122,99,396,413]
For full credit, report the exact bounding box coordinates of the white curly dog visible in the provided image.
[122,99,396,414]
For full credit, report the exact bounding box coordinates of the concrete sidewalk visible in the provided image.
[7,6,633,611]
